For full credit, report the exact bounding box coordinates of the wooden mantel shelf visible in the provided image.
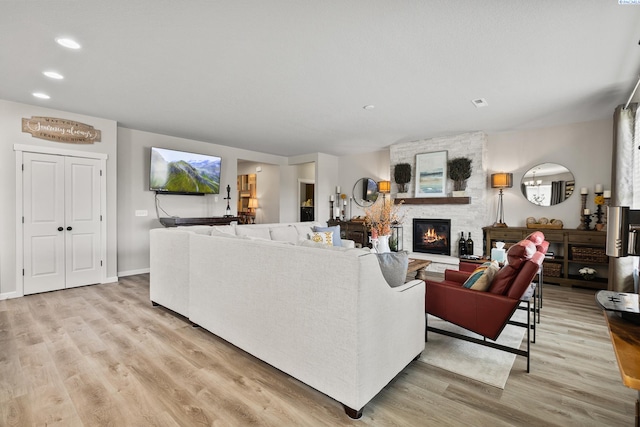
[394,197,470,205]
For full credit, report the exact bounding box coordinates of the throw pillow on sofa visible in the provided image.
[375,251,409,288]
[313,225,343,247]
[310,231,333,246]
[462,260,500,291]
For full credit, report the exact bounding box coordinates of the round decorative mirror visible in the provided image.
[352,178,379,207]
[521,163,575,206]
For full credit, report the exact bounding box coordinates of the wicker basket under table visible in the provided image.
[571,246,608,263]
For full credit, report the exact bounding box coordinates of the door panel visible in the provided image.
[23,153,65,294]
[23,153,102,294]
[65,157,101,288]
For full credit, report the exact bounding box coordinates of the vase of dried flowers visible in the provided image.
[364,198,404,252]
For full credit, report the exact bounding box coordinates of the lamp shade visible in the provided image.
[248,198,258,209]
[378,180,391,193]
[491,173,513,189]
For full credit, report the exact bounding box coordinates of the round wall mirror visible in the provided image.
[521,162,575,206]
[352,178,379,207]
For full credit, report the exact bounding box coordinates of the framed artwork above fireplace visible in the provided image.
[415,151,447,197]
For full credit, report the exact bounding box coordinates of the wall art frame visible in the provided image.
[415,150,447,197]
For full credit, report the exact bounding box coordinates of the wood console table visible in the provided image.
[602,311,640,426]
[159,217,240,227]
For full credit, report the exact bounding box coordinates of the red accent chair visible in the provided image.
[425,232,548,372]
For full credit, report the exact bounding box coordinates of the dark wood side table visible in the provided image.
[327,219,370,248]
[159,217,240,227]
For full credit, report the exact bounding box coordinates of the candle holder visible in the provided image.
[329,200,335,220]
[577,193,588,230]
[583,213,592,231]
[594,191,604,230]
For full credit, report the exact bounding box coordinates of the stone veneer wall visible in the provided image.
[390,132,491,273]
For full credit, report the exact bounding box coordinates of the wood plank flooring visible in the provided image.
[0,275,636,426]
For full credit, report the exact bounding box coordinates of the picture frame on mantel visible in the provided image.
[415,151,447,197]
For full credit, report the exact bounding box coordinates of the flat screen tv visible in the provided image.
[150,147,221,195]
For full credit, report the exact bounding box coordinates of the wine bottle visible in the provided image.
[458,231,467,256]
[466,232,474,256]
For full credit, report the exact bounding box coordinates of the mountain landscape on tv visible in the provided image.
[150,148,221,194]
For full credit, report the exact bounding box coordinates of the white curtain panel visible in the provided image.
[609,103,639,292]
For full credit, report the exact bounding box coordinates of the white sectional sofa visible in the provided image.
[149,222,425,418]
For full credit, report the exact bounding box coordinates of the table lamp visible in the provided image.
[491,173,513,228]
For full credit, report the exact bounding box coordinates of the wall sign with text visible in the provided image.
[21,116,102,144]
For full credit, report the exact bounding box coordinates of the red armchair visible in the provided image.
[425,231,548,372]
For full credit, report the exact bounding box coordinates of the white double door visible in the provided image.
[23,153,102,295]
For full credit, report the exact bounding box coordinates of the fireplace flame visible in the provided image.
[423,227,443,244]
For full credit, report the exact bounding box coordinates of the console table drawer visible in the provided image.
[490,230,524,241]
[571,234,606,245]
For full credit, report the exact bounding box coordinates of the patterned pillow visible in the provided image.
[468,261,500,291]
[313,225,343,247]
[462,261,499,290]
[310,231,333,246]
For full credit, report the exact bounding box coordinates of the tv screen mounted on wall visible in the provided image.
[150,147,221,195]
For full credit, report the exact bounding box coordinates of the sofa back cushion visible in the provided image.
[236,226,271,240]
[270,226,300,243]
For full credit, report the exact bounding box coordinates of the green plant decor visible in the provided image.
[394,163,412,193]
[447,157,472,191]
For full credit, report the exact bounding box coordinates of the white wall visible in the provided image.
[486,118,612,229]
[117,127,287,276]
[0,99,118,297]
[338,150,390,219]
[237,161,280,224]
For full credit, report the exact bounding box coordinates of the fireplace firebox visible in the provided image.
[413,218,451,256]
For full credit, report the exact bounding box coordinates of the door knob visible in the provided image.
[58,227,63,231]
[67,226,72,231]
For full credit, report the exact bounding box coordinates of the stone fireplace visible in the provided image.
[413,218,451,256]
[390,131,490,274]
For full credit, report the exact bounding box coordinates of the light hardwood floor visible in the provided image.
[0,275,636,426]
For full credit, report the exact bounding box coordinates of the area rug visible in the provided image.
[418,310,527,389]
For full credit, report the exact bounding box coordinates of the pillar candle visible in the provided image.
[330,195,334,202]
[584,208,590,215]
[580,187,588,195]
[603,190,611,198]
[343,200,347,206]
[336,186,341,194]
[595,184,603,193]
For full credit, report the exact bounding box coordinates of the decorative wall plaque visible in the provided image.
[21,116,101,144]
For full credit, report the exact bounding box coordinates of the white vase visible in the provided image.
[376,235,391,253]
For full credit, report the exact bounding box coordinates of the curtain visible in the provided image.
[609,103,639,292]
[550,181,564,205]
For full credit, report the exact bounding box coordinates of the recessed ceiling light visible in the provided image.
[363,105,375,110]
[56,38,81,49]
[32,92,50,99]
[43,71,64,80]
[471,98,489,108]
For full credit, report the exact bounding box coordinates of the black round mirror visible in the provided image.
[521,163,574,206]
[352,178,379,207]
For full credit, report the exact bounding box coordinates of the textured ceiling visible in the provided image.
[1,1,640,156]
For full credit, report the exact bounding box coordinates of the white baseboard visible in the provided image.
[116,269,149,278]
[0,291,20,300]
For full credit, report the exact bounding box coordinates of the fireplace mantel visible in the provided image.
[394,197,470,205]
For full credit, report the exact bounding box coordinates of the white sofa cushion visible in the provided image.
[236,226,271,240]
[269,225,300,243]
